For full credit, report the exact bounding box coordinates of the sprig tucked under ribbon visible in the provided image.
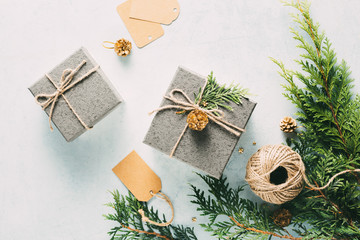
[149,77,245,157]
[35,60,99,131]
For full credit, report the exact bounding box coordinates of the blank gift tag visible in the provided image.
[112,150,162,202]
[117,0,164,48]
[129,0,180,25]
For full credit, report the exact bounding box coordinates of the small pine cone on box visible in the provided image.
[273,208,292,227]
[280,116,297,133]
[187,109,209,131]
[114,39,132,57]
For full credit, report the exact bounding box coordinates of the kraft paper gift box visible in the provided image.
[144,66,256,179]
[29,47,122,142]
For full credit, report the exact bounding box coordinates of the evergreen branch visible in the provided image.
[195,72,249,112]
[280,1,356,156]
[307,180,346,222]
[188,1,360,240]
[229,216,301,240]
[190,174,313,240]
[284,137,360,239]
[104,190,197,240]
[295,0,348,155]
[117,222,170,240]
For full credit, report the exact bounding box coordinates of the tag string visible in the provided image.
[102,41,115,49]
[303,169,360,191]
[138,191,174,227]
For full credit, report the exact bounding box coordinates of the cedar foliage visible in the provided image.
[191,0,360,239]
[104,190,197,240]
[195,72,249,111]
[274,0,360,238]
[190,174,303,240]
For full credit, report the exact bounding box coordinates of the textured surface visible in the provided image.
[1,0,360,239]
[28,47,123,141]
[144,66,256,179]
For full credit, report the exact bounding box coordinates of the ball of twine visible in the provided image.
[245,144,305,205]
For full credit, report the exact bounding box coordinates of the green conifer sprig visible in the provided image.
[284,135,360,239]
[190,173,305,240]
[104,190,197,240]
[274,0,359,157]
[195,72,250,112]
[273,0,360,238]
[190,1,360,239]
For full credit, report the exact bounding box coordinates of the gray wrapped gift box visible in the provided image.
[29,47,123,142]
[144,66,256,179]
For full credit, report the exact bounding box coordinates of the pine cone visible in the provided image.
[280,116,297,133]
[273,209,292,227]
[187,109,208,131]
[114,39,132,57]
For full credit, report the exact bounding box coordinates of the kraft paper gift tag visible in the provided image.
[113,150,161,201]
[113,150,174,226]
[129,0,180,25]
[117,0,164,48]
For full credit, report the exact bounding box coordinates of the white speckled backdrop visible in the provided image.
[1,0,360,239]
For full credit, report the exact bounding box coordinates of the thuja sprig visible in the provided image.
[190,173,311,240]
[272,0,360,239]
[274,0,358,157]
[189,2,360,238]
[195,72,250,111]
[104,190,197,240]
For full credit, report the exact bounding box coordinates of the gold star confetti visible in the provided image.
[192,217,197,222]
[253,141,256,145]
[238,148,244,153]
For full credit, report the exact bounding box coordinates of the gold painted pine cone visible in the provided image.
[187,109,209,131]
[273,209,292,227]
[114,39,132,57]
[280,116,297,133]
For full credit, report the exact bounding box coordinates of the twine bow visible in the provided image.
[149,79,245,157]
[35,60,99,131]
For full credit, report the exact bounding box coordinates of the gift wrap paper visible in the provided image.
[29,47,123,142]
[144,66,256,179]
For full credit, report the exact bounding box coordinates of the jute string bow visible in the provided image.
[149,78,245,157]
[246,144,360,204]
[35,60,99,131]
[138,191,174,227]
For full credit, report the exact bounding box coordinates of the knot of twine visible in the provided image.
[245,144,360,205]
[149,78,245,157]
[138,191,174,227]
[35,60,99,131]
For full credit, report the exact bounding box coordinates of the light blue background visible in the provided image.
[1,0,360,239]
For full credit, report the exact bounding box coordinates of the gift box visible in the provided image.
[29,47,123,142]
[143,66,256,179]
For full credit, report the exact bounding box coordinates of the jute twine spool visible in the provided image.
[245,144,304,204]
[245,144,360,205]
